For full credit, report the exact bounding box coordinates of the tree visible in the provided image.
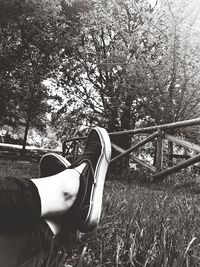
[53,0,200,170]
[134,0,200,164]
[0,0,90,152]
[0,0,64,151]
[55,0,158,170]
[138,0,200,124]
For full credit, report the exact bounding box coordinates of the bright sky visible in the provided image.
[148,0,157,5]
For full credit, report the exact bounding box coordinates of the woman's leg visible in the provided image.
[31,164,85,218]
[0,126,111,266]
[0,219,55,267]
[0,177,41,232]
[0,167,83,233]
[0,155,79,267]
[0,163,86,232]
[0,127,111,234]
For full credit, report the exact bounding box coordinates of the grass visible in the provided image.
[65,172,200,266]
[1,157,200,266]
[0,159,39,178]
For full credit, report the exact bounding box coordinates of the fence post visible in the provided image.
[72,141,76,160]
[168,140,173,166]
[156,129,163,172]
[62,141,66,157]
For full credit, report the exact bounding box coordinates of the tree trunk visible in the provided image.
[108,112,120,172]
[108,96,134,175]
[21,112,31,156]
[119,96,134,169]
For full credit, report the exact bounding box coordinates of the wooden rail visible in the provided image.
[165,134,200,153]
[153,153,200,180]
[111,143,157,173]
[110,131,159,162]
[62,118,200,181]
[109,118,200,136]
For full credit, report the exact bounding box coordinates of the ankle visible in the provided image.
[32,169,81,217]
[60,169,80,198]
[74,162,87,174]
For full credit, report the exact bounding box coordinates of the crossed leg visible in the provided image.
[0,127,111,266]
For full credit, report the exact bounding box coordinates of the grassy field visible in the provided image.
[1,158,200,266]
[66,174,200,267]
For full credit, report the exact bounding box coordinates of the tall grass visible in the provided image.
[1,158,200,266]
[66,178,200,266]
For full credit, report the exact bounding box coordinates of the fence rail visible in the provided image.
[109,118,200,136]
[62,118,200,181]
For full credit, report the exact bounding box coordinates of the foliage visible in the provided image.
[51,0,200,171]
[0,0,66,149]
[138,0,200,127]
[1,0,200,154]
[58,0,154,133]
[54,0,200,134]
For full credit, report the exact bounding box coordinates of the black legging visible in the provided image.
[0,177,68,267]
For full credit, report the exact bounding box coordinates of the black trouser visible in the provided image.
[0,177,68,267]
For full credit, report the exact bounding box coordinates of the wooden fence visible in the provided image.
[62,118,200,181]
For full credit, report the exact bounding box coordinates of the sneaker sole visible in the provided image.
[81,127,111,231]
[39,152,71,177]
